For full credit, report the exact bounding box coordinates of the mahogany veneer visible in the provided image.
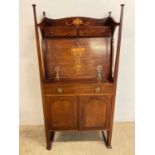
[32,4,124,150]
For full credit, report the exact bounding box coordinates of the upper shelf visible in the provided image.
[38,16,119,27]
[38,16,119,37]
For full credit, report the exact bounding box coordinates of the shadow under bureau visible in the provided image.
[32,4,124,150]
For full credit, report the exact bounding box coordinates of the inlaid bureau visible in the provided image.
[32,4,124,150]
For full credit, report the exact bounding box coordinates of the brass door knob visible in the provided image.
[57,88,63,93]
[95,87,101,93]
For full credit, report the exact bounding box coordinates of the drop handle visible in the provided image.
[95,87,101,93]
[57,88,63,93]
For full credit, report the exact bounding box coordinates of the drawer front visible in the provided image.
[44,27,77,37]
[44,84,114,95]
[79,26,111,37]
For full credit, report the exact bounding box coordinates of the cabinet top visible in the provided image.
[36,17,119,83]
[32,4,124,84]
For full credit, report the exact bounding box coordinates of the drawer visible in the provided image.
[79,26,111,37]
[44,84,114,95]
[44,27,77,37]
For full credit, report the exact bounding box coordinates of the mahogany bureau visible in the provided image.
[32,4,124,150]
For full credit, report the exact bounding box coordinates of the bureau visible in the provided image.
[32,4,124,150]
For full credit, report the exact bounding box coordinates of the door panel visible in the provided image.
[46,96,78,130]
[79,96,111,129]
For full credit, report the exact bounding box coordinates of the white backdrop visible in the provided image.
[19,0,135,125]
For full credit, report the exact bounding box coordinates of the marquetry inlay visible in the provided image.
[71,46,85,73]
[66,18,89,26]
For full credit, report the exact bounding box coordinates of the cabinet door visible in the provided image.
[46,96,78,130]
[79,96,112,129]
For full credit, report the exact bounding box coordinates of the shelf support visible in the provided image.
[108,4,125,147]
[43,11,46,17]
[32,4,44,81]
[32,4,50,150]
[110,37,114,80]
[113,4,124,83]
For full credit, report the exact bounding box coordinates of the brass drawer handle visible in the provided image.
[57,88,63,93]
[95,87,101,93]
[50,31,54,35]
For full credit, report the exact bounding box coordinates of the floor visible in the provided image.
[20,123,134,155]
